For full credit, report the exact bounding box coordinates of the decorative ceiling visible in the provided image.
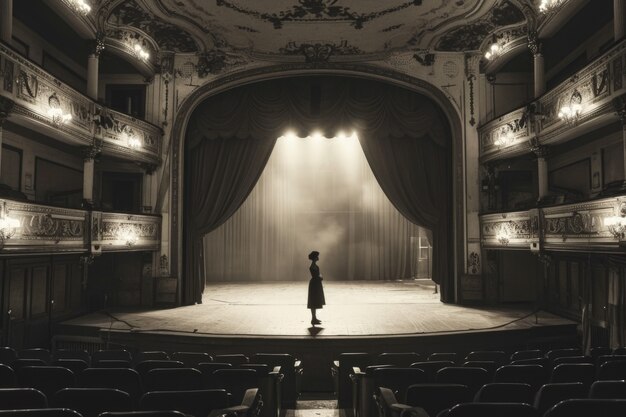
[99,0,529,55]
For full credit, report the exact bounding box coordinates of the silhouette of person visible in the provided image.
[307,251,326,325]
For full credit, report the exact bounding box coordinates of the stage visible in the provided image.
[57,280,578,390]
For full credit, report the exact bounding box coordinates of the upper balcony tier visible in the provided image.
[479,39,626,163]
[0,43,162,166]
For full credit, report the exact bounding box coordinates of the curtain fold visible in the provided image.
[185,77,453,304]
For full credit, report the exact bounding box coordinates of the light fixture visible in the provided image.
[123,128,141,149]
[484,42,501,61]
[538,0,567,13]
[0,202,20,249]
[493,123,515,147]
[558,89,583,124]
[47,93,72,126]
[67,0,92,15]
[495,223,512,245]
[132,43,150,61]
[605,203,626,240]
[117,225,138,247]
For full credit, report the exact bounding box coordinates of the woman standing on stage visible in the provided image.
[307,251,326,325]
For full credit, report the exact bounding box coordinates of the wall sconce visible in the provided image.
[558,89,582,124]
[132,43,150,61]
[605,203,626,240]
[117,225,138,247]
[68,0,92,15]
[123,127,141,149]
[539,0,567,13]
[493,123,515,147]
[495,223,512,245]
[0,202,20,249]
[48,93,72,126]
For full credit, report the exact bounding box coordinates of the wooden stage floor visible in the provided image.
[61,280,574,338]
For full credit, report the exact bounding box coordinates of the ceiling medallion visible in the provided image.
[216,0,424,29]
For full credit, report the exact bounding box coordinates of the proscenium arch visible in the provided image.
[168,64,465,305]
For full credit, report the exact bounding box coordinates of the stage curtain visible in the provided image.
[185,77,452,304]
[358,135,453,302]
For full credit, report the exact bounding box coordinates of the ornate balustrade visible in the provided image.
[0,198,160,255]
[0,43,162,164]
[479,39,626,162]
[481,196,626,252]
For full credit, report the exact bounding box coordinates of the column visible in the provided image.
[87,34,105,101]
[81,146,100,208]
[528,32,545,99]
[0,0,12,44]
[141,164,156,213]
[532,145,550,201]
[616,0,626,41]
[0,97,14,183]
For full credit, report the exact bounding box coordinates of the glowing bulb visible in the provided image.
[336,131,347,140]
[311,131,324,140]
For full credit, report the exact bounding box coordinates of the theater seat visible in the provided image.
[143,368,204,391]
[598,360,626,381]
[91,350,132,365]
[78,368,143,405]
[510,350,543,362]
[461,361,497,380]
[139,389,230,417]
[332,353,371,409]
[134,352,169,365]
[213,354,249,367]
[52,350,90,365]
[435,367,489,396]
[0,409,83,417]
[494,365,548,391]
[465,351,507,366]
[100,412,186,417]
[550,363,595,387]
[51,388,131,417]
[543,399,626,417]
[427,353,456,363]
[0,348,17,366]
[373,368,427,401]
[410,361,454,382]
[404,384,471,417]
[213,369,259,405]
[546,348,581,362]
[377,353,422,367]
[0,388,48,410]
[19,349,51,365]
[444,402,538,417]
[533,382,587,416]
[17,366,75,398]
[474,383,533,404]
[251,353,301,407]
[373,387,429,417]
[0,364,15,388]
[589,380,626,399]
[135,361,184,377]
[171,352,213,368]
[197,363,233,388]
[52,360,88,375]
[11,359,47,371]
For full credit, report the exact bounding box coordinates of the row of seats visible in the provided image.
[0,347,302,409]
[377,380,626,417]
[0,387,260,417]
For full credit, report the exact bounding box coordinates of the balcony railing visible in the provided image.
[0,43,162,164]
[481,196,626,252]
[479,39,626,162]
[0,198,160,255]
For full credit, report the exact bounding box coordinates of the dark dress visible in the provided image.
[307,262,326,309]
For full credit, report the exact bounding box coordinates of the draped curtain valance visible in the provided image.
[186,78,449,149]
[184,77,453,305]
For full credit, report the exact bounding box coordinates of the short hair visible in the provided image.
[308,251,320,261]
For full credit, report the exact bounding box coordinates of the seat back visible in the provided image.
[51,360,88,375]
[213,354,249,367]
[543,399,626,417]
[100,412,186,417]
[197,363,232,388]
[0,348,17,366]
[474,383,533,404]
[19,349,51,365]
[134,352,169,365]
[0,409,82,417]
[143,368,203,391]
[52,350,90,364]
[171,352,213,368]
[373,368,426,402]
[139,389,229,417]
[0,364,15,388]
[510,350,543,362]
[552,356,593,366]
[590,347,612,359]
[11,359,47,371]
[614,347,626,355]
[376,353,421,367]
[135,361,184,377]
[404,384,471,417]
[598,360,626,381]
[410,361,454,382]
[91,350,132,363]
[251,353,299,406]
[0,388,47,409]
[494,365,548,391]
[462,361,497,380]
[374,387,398,417]
[550,363,595,387]
[465,351,507,366]
[427,353,456,363]
[545,348,581,361]
[510,358,550,367]
[589,380,626,399]
[51,388,132,417]
[93,360,132,369]
[213,369,258,404]
[17,366,75,398]
[78,368,142,404]
[435,367,489,395]
[446,402,538,417]
[533,382,587,415]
